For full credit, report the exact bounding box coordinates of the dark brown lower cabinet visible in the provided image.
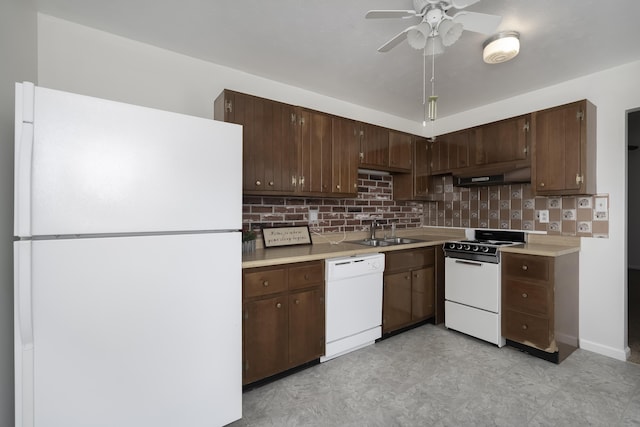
[242,261,325,385]
[383,248,435,335]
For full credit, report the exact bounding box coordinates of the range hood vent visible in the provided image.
[453,167,531,187]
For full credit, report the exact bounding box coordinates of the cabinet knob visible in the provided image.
[522,324,528,330]
[405,275,410,280]
[263,280,269,287]
[268,181,274,186]
[521,265,528,271]
[295,299,300,305]
[540,182,545,187]
[255,180,261,186]
[336,184,341,190]
[413,273,419,278]
[276,302,282,309]
[522,293,528,298]
[304,274,309,280]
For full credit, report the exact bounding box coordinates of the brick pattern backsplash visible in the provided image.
[425,175,609,238]
[243,173,424,235]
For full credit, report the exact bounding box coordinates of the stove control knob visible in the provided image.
[472,245,479,252]
[448,243,456,249]
[481,246,490,253]
[463,244,471,251]
[456,244,463,250]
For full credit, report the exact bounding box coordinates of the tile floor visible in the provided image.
[231,325,640,427]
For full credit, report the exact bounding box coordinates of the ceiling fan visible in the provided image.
[366,0,502,55]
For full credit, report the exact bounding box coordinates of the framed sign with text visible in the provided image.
[261,226,312,248]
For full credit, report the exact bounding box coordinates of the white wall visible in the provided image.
[0,0,37,425]
[37,14,640,361]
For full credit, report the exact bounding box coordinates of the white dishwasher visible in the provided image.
[321,253,385,362]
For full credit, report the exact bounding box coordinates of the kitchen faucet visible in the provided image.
[370,219,378,240]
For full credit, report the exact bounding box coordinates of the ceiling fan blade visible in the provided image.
[450,0,481,9]
[366,10,417,19]
[377,26,416,52]
[453,11,502,34]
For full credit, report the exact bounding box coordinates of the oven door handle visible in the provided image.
[454,259,484,267]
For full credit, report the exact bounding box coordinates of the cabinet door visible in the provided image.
[300,109,332,194]
[223,91,298,194]
[475,116,529,165]
[389,131,412,171]
[411,266,435,321]
[288,288,325,366]
[413,137,430,198]
[430,130,469,174]
[359,122,389,168]
[429,138,448,174]
[331,117,359,195]
[533,101,592,195]
[383,271,412,333]
[243,296,288,384]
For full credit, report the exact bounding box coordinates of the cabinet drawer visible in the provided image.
[502,253,550,282]
[503,309,551,350]
[386,247,435,272]
[503,280,550,317]
[288,261,324,291]
[243,267,287,298]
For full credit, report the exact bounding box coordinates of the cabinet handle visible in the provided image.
[263,280,269,287]
[522,293,528,298]
[576,174,584,185]
[255,180,261,186]
[521,265,528,271]
[521,324,528,330]
[300,176,305,186]
[276,302,282,309]
[295,299,300,305]
[304,274,309,280]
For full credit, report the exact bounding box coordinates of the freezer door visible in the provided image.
[15,83,242,237]
[14,233,241,427]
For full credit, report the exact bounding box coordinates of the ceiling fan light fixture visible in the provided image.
[407,22,431,50]
[438,20,464,47]
[424,36,445,56]
[483,31,520,64]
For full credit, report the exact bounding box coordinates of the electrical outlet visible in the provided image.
[539,210,549,223]
[309,208,318,223]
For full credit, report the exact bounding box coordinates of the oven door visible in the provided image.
[444,257,500,313]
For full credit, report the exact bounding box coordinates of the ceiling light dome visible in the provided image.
[407,22,432,50]
[483,31,520,64]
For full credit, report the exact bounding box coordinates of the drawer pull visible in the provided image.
[521,265,528,271]
[276,302,282,309]
[295,299,300,305]
[521,324,528,330]
[522,293,528,298]
[263,280,269,287]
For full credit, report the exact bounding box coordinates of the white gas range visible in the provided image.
[443,230,526,347]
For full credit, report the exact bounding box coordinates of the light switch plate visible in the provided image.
[595,197,608,213]
[539,210,549,223]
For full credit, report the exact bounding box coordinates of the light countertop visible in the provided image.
[241,228,582,269]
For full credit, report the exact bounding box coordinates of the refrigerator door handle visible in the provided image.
[15,82,35,237]
[15,241,34,349]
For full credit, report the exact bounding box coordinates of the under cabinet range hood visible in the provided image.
[453,166,531,187]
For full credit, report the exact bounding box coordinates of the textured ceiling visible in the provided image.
[35,0,640,122]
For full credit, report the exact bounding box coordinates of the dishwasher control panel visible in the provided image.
[325,253,385,281]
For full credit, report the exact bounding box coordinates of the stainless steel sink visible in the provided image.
[383,237,424,245]
[350,239,393,247]
[349,237,424,247]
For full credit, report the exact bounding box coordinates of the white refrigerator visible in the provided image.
[13,82,242,427]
